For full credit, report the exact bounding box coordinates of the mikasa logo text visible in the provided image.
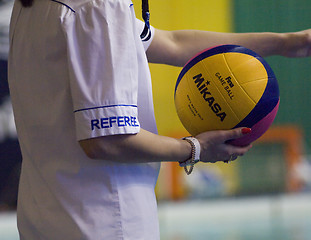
[193,73,226,122]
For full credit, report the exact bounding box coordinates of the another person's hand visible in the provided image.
[195,127,252,163]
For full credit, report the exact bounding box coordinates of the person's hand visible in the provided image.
[195,127,252,163]
[281,29,311,58]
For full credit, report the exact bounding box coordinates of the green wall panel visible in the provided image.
[234,0,311,149]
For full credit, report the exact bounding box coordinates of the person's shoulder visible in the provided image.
[59,0,131,13]
[54,0,92,12]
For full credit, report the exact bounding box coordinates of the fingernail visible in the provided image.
[242,128,252,135]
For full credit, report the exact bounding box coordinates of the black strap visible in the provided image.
[140,0,151,41]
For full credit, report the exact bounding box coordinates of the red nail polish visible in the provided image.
[242,128,252,135]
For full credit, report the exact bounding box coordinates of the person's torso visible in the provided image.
[9,0,160,239]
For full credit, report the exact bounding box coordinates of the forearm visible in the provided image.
[79,128,192,163]
[172,30,284,58]
[147,29,311,67]
[79,127,253,164]
[183,30,311,58]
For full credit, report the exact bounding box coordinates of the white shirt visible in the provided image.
[8,0,160,239]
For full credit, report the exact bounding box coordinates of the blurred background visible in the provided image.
[1,0,311,239]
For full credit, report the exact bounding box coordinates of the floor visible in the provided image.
[158,193,311,240]
[1,193,310,240]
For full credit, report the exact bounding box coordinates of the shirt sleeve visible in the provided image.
[63,0,142,140]
[135,19,155,51]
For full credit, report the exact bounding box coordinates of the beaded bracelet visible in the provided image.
[179,137,201,175]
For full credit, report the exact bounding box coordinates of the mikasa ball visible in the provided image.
[174,45,280,146]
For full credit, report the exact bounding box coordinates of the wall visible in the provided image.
[234,0,311,149]
[133,0,241,198]
[134,0,233,136]
[134,0,311,198]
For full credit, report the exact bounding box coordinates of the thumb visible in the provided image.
[223,127,252,142]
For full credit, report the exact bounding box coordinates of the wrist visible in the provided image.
[282,31,311,57]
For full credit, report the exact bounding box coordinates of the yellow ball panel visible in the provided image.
[241,79,268,102]
[224,53,268,102]
[199,54,256,119]
[187,72,240,133]
[175,58,239,134]
[175,76,203,135]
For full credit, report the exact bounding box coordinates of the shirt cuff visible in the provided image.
[74,104,140,140]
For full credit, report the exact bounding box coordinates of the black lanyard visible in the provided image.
[141,0,150,27]
[140,0,151,41]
